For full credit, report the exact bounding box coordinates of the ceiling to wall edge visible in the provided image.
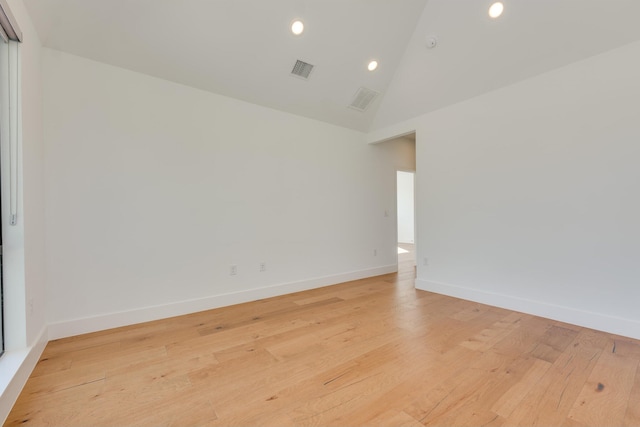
[367,117,419,144]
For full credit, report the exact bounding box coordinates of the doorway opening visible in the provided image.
[370,131,416,275]
[397,170,416,271]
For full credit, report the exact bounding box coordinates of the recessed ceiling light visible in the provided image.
[291,20,304,35]
[488,2,504,18]
[368,60,378,71]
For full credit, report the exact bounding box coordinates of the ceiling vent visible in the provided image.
[348,87,379,112]
[291,60,314,80]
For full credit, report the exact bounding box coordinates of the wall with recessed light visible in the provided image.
[408,40,640,339]
[41,48,404,339]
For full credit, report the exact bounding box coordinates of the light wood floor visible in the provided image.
[6,246,640,426]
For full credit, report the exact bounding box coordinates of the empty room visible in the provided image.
[1,0,639,425]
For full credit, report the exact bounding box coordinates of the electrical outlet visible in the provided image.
[260,262,266,272]
[423,257,429,266]
[373,248,377,256]
[230,265,237,276]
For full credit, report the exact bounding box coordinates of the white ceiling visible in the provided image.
[24,0,640,132]
[24,0,427,131]
[373,0,640,130]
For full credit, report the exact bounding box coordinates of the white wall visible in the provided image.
[0,0,47,423]
[386,136,416,172]
[397,171,415,244]
[42,49,401,338]
[404,40,640,339]
[13,0,46,350]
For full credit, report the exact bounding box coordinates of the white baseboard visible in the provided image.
[48,265,397,340]
[416,279,640,341]
[0,326,48,425]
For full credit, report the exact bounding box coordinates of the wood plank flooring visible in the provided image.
[6,245,640,426]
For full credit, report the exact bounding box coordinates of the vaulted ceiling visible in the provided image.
[24,0,640,132]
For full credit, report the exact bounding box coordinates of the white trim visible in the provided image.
[49,265,397,340]
[416,279,640,341]
[0,326,48,425]
[8,40,19,226]
[366,117,419,145]
[1,35,27,351]
[0,0,21,41]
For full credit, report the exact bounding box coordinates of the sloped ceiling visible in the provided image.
[373,0,640,130]
[23,0,427,131]
[24,0,640,133]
